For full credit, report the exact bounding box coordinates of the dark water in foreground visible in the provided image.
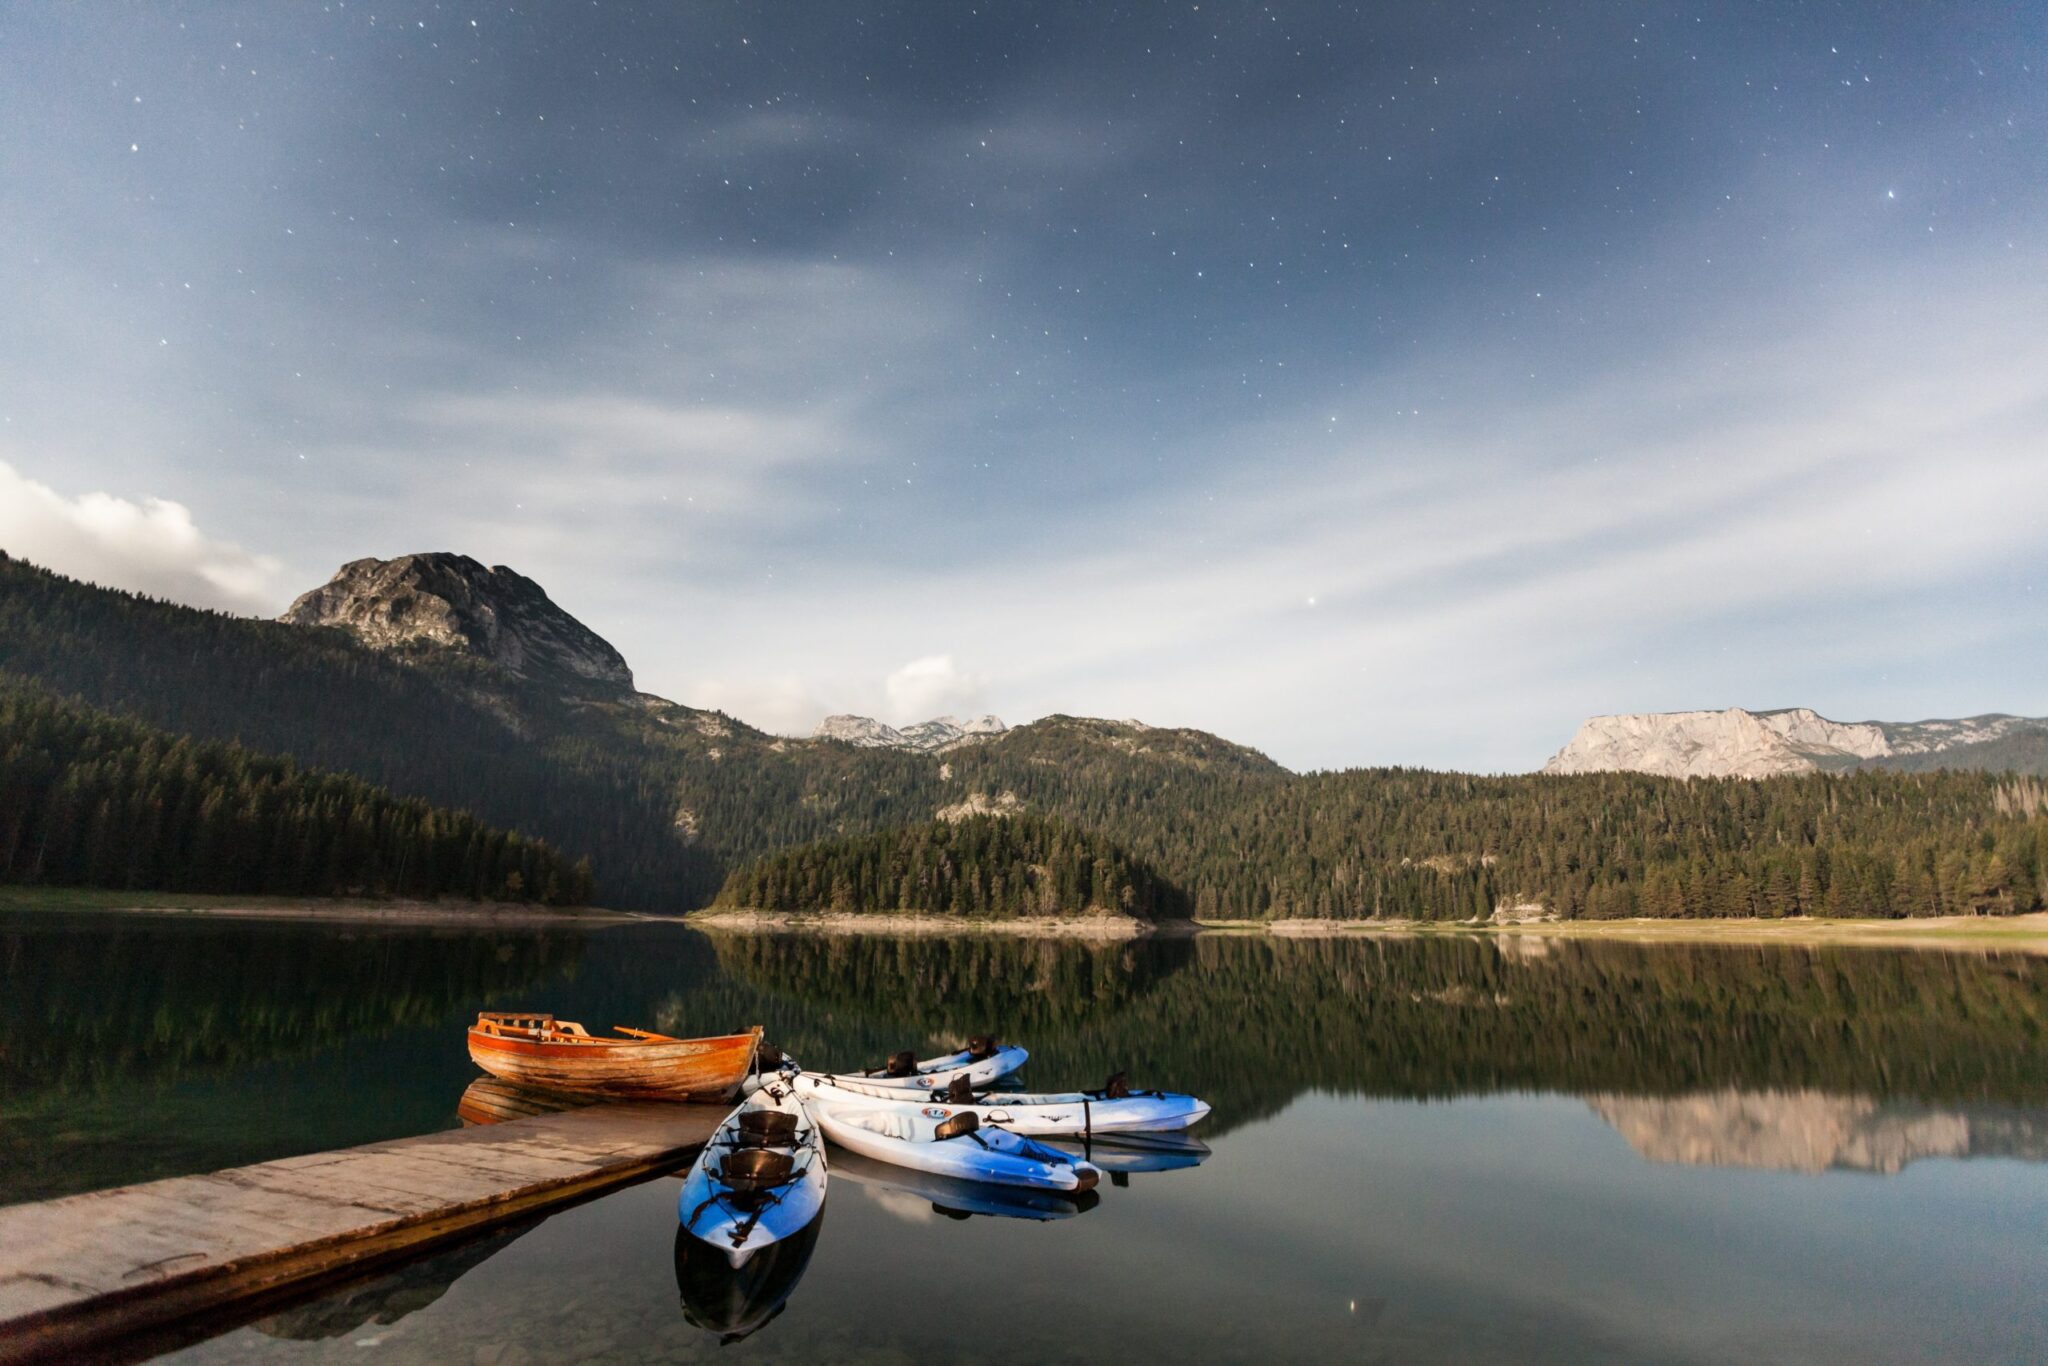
[6,911,2048,1363]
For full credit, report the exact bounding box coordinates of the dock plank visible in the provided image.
[0,1101,721,1364]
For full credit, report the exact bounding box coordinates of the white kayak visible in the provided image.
[794,1071,1210,1135]
[829,1043,1029,1092]
[806,1095,1102,1193]
[677,1073,827,1267]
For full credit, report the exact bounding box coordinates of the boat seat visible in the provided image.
[734,1110,799,1149]
[719,1147,795,1194]
[934,1111,980,1141]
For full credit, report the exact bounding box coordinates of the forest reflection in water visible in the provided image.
[8,912,2048,1200]
[11,911,2047,1363]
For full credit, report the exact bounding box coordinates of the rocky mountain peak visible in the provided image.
[279,553,633,691]
[813,713,1007,752]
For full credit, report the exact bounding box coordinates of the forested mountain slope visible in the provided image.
[0,678,587,902]
[5,552,2044,920]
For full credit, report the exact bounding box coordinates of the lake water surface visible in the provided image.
[5,911,2047,1363]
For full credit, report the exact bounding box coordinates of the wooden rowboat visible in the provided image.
[466,1013,762,1101]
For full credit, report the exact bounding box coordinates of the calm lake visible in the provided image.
[6,911,2048,1363]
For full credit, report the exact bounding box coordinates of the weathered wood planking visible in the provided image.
[0,1102,722,1364]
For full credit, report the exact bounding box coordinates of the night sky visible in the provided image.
[3,3,2043,769]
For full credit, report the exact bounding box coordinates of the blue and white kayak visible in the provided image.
[830,1043,1029,1092]
[805,1094,1101,1192]
[678,1073,826,1268]
[796,1072,1210,1134]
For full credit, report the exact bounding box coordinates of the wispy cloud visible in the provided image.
[884,655,988,723]
[0,459,284,613]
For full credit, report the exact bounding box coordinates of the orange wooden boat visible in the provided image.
[466,1013,762,1101]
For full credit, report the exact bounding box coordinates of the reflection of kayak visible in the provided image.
[830,1147,1100,1222]
[796,1072,1210,1134]
[825,1042,1028,1092]
[466,1013,761,1100]
[807,1096,1101,1192]
[674,1213,823,1344]
[678,1073,827,1267]
[455,1077,593,1126]
[1043,1132,1214,1174]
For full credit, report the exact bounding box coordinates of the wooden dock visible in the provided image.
[0,1102,721,1364]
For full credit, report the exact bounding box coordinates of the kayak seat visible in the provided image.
[734,1110,799,1149]
[934,1111,981,1141]
[719,1147,794,1194]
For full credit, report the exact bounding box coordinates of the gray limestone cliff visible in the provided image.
[813,713,1007,752]
[280,553,633,692]
[1543,707,2048,779]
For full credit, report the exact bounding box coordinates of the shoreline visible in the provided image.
[685,908,1152,939]
[0,888,637,927]
[11,888,2046,951]
[1254,912,2048,954]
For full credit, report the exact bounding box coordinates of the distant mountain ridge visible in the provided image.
[813,713,1007,752]
[1544,707,2048,779]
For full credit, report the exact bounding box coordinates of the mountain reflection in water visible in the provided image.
[1589,1090,2048,1174]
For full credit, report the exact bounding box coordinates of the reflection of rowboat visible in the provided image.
[455,1077,594,1127]
[466,1013,761,1100]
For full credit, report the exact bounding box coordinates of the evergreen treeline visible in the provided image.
[1236,767,2048,922]
[0,680,590,903]
[939,727,2048,921]
[713,813,1180,919]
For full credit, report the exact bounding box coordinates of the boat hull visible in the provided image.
[467,1026,761,1101]
[826,1045,1028,1092]
[807,1099,1102,1192]
[678,1078,828,1267]
[798,1073,1209,1134]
